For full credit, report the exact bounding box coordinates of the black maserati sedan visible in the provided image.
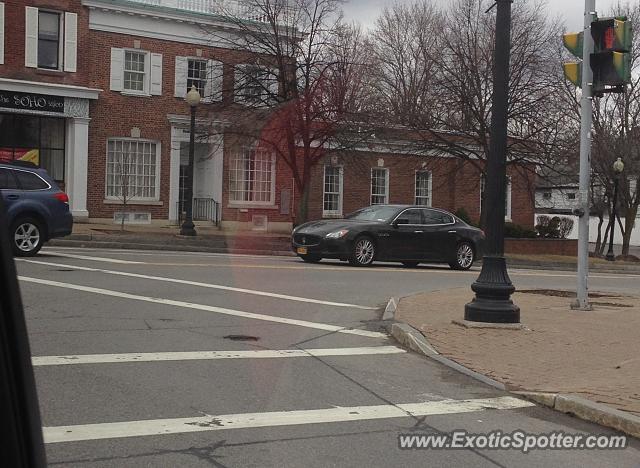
[291,205,485,269]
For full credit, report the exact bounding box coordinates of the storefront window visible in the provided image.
[0,114,66,183]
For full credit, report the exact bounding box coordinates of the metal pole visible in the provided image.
[572,0,595,310]
[605,176,619,261]
[180,105,197,236]
[464,0,519,323]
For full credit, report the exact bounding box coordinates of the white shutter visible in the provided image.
[63,12,77,72]
[25,7,38,68]
[110,48,124,91]
[0,3,5,65]
[205,59,223,102]
[150,53,162,95]
[174,56,188,98]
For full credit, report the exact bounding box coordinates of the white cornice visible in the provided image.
[0,78,101,100]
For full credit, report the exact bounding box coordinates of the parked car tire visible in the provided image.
[300,254,322,263]
[349,236,376,267]
[449,241,474,270]
[12,217,44,257]
[402,261,419,268]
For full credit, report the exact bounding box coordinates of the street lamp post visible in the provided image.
[464,0,520,324]
[180,85,201,237]
[605,157,625,261]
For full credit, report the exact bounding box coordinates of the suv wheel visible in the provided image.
[12,218,44,257]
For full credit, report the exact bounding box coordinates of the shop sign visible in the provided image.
[0,90,65,113]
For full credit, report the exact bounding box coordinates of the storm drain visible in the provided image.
[223,335,260,341]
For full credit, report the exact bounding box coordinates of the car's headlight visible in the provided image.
[326,229,349,239]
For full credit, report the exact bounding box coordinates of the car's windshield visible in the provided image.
[345,206,400,222]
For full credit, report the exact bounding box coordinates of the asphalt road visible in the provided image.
[15,247,640,467]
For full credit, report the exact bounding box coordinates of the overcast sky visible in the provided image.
[342,0,624,31]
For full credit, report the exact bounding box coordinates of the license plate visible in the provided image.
[297,247,308,255]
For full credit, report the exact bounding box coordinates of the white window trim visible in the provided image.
[414,170,432,207]
[33,9,64,71]
[122,49,150,96]
[227,148,277,207]
[104,138,162,203]
[323,165,344,218]
[370,167,389,205]
[0,3,5,65]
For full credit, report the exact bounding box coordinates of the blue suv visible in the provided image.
[0,161,73,256]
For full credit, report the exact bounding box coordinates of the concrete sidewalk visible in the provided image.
[393,288,640,436]
[46,221,294,255]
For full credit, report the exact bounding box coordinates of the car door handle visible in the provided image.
[448,230,456,233]
[6,195,19,200]
[415,230,424,233]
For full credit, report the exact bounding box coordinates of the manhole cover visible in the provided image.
[223,335,260,341]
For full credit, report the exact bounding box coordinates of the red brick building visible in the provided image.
[0,0,535,231]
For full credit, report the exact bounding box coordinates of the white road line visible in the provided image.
[45,252,144,264]
[32,346,405,366]
[43,396,534,444]
[18,276,385,339]
[19,259,375,310]
[43,247,287,260]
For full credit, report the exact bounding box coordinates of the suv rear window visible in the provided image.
[0,168,19,190]
[14,170,49,190]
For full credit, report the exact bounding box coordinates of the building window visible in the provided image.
[323,166,343,216]
[371,168,388,205]
[187,59,207,96]
[543,191,552,199]
[106,139,159,201]
[0,114,65,184]
[415,170,432,206]
[124,51,146,93]
[229,148,275,204]
[38,11,60,69]
[235,65,278,106]
[567,192,576,200]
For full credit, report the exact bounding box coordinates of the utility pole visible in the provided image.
[572,0,596,311]
[464,0,519,323]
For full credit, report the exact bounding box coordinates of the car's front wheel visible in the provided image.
[12,217,44,257]
[299,254,322,263]
[349,236,375,267]
[449,242,474,270]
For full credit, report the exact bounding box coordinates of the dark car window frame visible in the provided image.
[11,168,51,192]
[393,208,424,225]
[0,168,20,190]
[422,209,455,226]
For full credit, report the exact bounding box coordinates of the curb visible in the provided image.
[387,296,640,439]
[507,260,640,275]
[46,239,295,257]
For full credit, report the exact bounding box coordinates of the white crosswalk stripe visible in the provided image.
[43,396,534,444]
[32,346,406,366]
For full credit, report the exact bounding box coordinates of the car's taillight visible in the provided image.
[53,192,69,204]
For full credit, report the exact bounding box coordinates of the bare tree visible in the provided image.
[369,0,569,226]
[201,0,375,222]
[590,1,640,255]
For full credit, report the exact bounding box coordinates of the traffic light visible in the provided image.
[562,16,633,94]
[590,17,633,94]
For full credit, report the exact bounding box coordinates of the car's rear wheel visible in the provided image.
[349,236,375,267]
[402,261,419,268]
[12,217,44,257]
[299,254,321,263]
[449,242,474,270]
